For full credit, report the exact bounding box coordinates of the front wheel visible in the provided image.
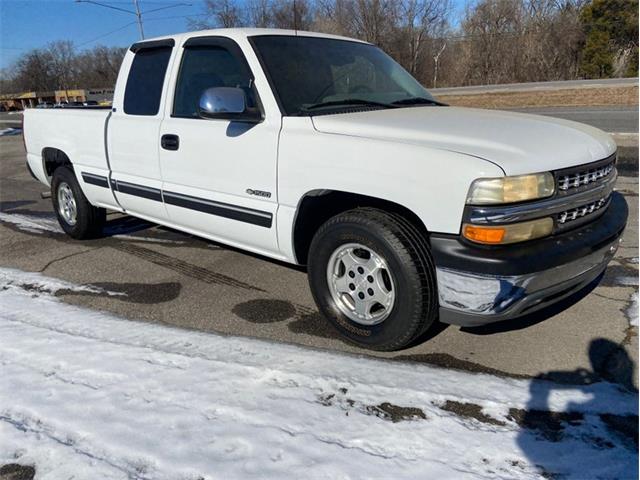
[51,166,105,239]
[307,208,438,351]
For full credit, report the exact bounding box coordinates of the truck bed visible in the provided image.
[24,108,111,187]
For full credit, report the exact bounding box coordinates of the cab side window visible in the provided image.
[173,46,253,118]
[124,46,172,116]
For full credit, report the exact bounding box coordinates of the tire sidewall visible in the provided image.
[308,218,426,349]
[51,167,91,238]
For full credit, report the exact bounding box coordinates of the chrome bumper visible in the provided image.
[434,192,628,327]
[437,236,619,326]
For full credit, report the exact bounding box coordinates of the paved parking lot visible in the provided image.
[0,134,637,388]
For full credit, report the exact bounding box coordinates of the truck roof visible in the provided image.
[136,28,369,47]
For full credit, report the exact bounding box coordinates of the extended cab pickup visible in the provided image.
[24,29,628,350]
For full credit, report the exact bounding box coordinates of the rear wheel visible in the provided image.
[307,208,438,351]
[51,166,105,239]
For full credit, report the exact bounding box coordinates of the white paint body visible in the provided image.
[23,28,617,265]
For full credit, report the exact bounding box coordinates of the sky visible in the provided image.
[0,0,202,69]
[0,0,468,70]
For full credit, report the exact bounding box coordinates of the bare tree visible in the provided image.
[456,0,585,86]
[247,0,273,27]
[392,0,450,77]
[188,0,246,29]
[76,46,126,88]
[271,0,314,29]
[1,43,127,94]
[48,41,78,93]
[460,0,524,85]
[11,49,56,91]
[2,0,617,95]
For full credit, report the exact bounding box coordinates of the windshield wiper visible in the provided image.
[301,98,396,112]
[391,97,447,106]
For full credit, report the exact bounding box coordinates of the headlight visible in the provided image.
[466,172,555,205]
[463,217,554,245]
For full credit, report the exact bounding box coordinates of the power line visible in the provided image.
[143,12,209,22]
[77,21,137,47]
[75,0,192,40]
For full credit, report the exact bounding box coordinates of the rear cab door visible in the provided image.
[107,38,177,223]
[158,33,282,258]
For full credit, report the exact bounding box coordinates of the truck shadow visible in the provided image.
[514,338,638,478]
[102,214,155,236]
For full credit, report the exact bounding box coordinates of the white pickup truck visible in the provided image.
[24,28,627,350]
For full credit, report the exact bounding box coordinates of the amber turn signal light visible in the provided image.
[463,225,506,244]
[463,217,553,245]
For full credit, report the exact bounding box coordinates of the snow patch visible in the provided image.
[616,276,639,286]
[0,212,62,234]
[0,267,123,297]
[0,128,22,136]
[0,269,637,479]
[0,211,184,244]
[108,233,184,244]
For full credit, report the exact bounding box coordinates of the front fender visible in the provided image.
[278,117,505,235]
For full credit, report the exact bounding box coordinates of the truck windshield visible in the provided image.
[250,35,437,116]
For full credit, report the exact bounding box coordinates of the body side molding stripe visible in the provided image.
[79,172,272,228]
[81,172,109,188]
[163,190,273,228]
[115,180,163,202]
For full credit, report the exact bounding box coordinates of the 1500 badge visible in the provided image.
[246,189,272,198]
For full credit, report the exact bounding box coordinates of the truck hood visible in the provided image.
[311,106,617,176]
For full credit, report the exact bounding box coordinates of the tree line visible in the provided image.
[0,42,125,94]
[1,0,636,94]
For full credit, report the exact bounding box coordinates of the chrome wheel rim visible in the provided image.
[326,243,395,326]
[57,182,77,226]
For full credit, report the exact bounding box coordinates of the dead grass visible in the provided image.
[437,85,638,109]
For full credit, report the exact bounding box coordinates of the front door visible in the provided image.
[158,37,280,256]
[108,41,175,223]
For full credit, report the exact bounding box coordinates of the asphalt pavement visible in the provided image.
[0,134,637,390]
[0,111,22,128]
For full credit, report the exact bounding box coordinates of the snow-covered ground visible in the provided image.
[0,128,22,137]
[0,211,185,244]
[0,268,637,480]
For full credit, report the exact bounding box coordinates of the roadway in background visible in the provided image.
[431,77,639,95]
[507,105,638,133]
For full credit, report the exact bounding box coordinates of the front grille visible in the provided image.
[557,196,609,225]
[557,160,614,192]
[558,162,614,191]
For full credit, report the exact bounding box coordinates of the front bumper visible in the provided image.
[431,192,628,327]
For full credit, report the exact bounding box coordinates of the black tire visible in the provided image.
[51,166,106,239]
[307,208,438,351]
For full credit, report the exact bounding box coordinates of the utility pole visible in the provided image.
[133,0,145,39]
[75,0,191,41]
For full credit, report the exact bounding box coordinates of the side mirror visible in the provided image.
[198,87,261,123]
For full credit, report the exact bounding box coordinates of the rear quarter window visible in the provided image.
[124,47,172,116]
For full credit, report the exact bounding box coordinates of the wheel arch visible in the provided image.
[42,147,73,180]
[292,189,429,265]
